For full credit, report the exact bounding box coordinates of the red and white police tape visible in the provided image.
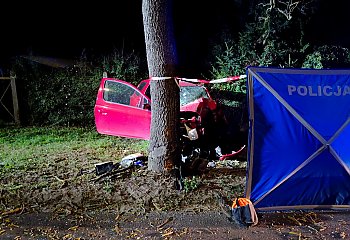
[150,75,246,83]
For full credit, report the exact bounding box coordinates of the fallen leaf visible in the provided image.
[287,216,302,226]
[156,217,174,229]
[340,232,346,239]
[162,231,174,237]
[8,223,19,229]
[1,208,22,216]
[113,224,122,234]
[68,226,78,231]
[63,233,72,239]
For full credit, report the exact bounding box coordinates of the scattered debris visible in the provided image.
[78,168,95,175]
[340,231,347,239]
[95,161,117,176]
[156,217,174,229]
[120,153,147,168]
[216,159,243,168]
[207,161,216,168]
[287,216,302,226]
[219,145,246,161]
[68,225,79,231]
[1,208,23,216]
[90,153,148,182]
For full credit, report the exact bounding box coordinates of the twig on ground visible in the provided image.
[287,216,302,226]
[54,176,65,182]
[157,217,174,229]
[1,207,23,216]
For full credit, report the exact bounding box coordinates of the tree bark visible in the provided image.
[142,0,180,172]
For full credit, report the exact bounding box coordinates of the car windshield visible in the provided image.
[180,86,209,106]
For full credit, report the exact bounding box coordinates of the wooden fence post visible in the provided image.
[10,74,20,125]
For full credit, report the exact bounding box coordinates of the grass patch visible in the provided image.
[0,126,149,174]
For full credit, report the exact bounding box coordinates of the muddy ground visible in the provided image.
[1,156,350,239]
[2,210,350,239]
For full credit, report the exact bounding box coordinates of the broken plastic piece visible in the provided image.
[215,146,222,158]
[95,161,115,175]
[219,145,246,161]
[120,153,146,168]
[207,161,216,168]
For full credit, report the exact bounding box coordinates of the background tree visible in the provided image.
[142,0,180,172]
[210,0,320,82]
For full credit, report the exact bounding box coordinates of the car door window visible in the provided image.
[137,81,147,91]
[103,80,149,108]
[180,86,209,106]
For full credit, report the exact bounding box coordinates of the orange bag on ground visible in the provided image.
[231,197,258,228]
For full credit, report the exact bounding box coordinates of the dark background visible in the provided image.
[1,0,350,75]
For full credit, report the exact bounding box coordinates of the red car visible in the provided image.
[94,78,217,140]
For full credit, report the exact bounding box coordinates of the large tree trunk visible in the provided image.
[142,0,180,172]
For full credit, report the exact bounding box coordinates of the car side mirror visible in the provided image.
[143,103,151,110]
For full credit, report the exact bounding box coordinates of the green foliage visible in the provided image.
[12,60,101,126]
[103,179,114,193]
[210,1,313,80]
[183,176,201,193]
[11,49,147,126]
[211,1,350,75]
[302,45,350,69]
[209,0,350,108]
[302,51,323,69]
[101,50,147,85]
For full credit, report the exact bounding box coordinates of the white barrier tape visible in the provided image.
[209,75,247,83]
[151,75,247,83]
[174,78,180,88]
[150,77,173,80]
[177,75,246,84]
[176,78,210,84]
[150,76,180,88]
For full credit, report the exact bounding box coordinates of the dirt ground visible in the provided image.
[2,206,350,239]
[1,158,350,239]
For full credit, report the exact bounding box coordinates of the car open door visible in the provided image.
[94,78,151,140]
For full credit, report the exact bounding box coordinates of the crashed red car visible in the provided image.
[94,78,217,140]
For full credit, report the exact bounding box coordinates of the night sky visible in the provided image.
[1,0,350,75]
[0,2,144,63]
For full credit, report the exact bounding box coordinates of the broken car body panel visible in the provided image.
[94,78,216,140]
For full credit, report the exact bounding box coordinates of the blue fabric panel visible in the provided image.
[247,67,350,210]
[257,71,350,140]
[250,78,323,203]
[254,150,350,208]
[332,124,350,166]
